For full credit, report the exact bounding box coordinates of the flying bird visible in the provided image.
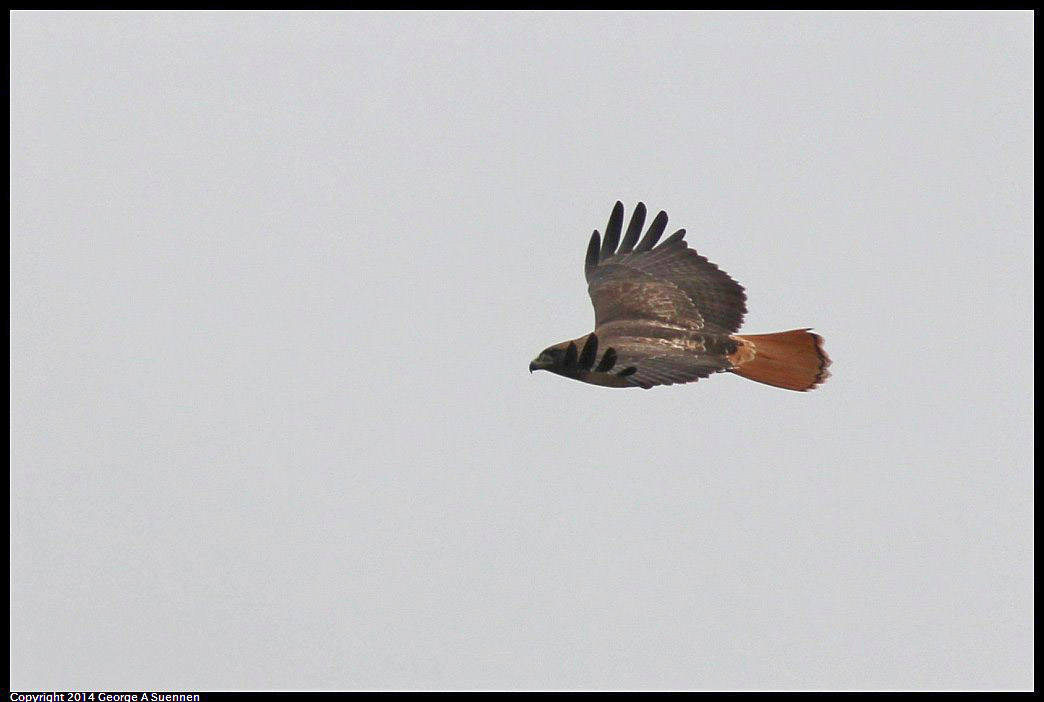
[529,202,830,391]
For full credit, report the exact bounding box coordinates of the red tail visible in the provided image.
[729,329,831,391]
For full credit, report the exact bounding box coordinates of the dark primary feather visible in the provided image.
[584,230,601,277]
[634,210,668,251]
[660,229,686,248]
[618,202,646,254]
[578,333,598,370]
[563,341,578,369]
[594,347,617,372]
[600,201,624,260]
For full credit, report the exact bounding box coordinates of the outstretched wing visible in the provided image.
[604,339,734,390]
[585,201,747,336]
[583,202,748,389]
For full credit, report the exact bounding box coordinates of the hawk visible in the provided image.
[530,202,830,391]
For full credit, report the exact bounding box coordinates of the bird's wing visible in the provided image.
[585,201,747,336]
[583,202,748,389]
[605,340,734,390]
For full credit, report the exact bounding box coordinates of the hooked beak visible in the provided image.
[529,361,537,373]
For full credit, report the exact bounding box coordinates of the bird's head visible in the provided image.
[529,341,578,375]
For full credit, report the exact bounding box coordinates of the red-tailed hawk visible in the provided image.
[530,202,831,391]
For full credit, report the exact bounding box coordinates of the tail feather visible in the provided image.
[729,329,831,392]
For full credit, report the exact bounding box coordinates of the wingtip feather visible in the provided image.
[601,202,625,259]
[618,202,646,253]
[635,210,669,251]
[585,230,601,273]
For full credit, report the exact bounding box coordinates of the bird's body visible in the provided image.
[530,202,830,391]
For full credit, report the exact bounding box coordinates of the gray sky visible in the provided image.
[10,11,1033,691]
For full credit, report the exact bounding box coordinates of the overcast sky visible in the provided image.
[10,11,1033,691]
